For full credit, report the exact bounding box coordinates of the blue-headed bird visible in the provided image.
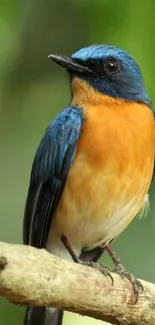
[23,45,155,325]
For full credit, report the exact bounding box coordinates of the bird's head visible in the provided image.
[49,45,151,107]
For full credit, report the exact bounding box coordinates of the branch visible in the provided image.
[0,242,154,325]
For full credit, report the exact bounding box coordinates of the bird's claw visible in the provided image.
[78,259,114,284]
[99,262,114,285]
[114,263,143,303]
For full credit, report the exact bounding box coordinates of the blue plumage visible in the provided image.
[72,45,135,61]
[23,106,83,247]
[71,45,151,107]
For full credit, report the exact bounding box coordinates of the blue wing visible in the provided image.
[23,106,83,248]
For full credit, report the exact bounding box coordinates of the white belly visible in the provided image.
[46,157,150,256]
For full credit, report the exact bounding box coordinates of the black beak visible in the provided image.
[48,54,92,74]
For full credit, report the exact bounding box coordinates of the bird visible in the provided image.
[23,44,155,325]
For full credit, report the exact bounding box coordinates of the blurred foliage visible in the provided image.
[0,0,155,324]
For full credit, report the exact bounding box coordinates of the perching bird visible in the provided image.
[23,45,155,325]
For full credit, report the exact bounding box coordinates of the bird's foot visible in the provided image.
[105,244,143,303]
[77,259,114,284]
[114,263,143,303]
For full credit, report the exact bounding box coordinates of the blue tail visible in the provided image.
[23,307,63,325]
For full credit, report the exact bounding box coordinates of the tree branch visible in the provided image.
[0,242,154,325]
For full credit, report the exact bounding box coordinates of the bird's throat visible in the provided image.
[71,77,123,107]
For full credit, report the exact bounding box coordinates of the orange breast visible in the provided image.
[51,79,155,249]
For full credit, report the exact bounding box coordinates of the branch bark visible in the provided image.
[0,242,155,325]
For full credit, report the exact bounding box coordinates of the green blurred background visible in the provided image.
[0,0,155,324]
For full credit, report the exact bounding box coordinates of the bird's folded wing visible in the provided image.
[23,107,83,248]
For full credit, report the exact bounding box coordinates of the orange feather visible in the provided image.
[48,77,155,250]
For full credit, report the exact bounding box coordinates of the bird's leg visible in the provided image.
[61,235,79,263]
[61,235,113,283]
[105,244,143,302]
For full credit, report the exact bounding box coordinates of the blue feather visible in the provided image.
[23,106,83,247]
[71,45,151,107]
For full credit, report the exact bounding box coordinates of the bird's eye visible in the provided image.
[105,58,120,74]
